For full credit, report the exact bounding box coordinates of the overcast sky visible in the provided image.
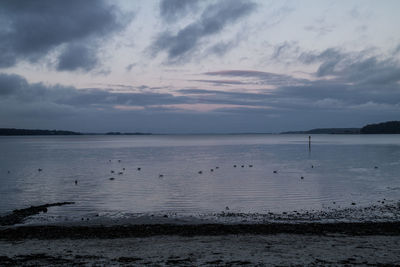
[1,0,399,133]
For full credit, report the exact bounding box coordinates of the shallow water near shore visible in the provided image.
[1,134,400,223]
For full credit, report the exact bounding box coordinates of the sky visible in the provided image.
[0,0,399,133]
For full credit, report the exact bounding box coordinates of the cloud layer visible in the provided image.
[0,0,127,71]
[0,1,399,133]
[152,0,256,63]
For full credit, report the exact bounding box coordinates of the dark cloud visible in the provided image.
[159,0,198,23]
[1,68,400,133]
[299,48,400,85]
[152,0,256,63]
[0,73,28,95]
[0,73,192,112]
[2,42,400,133]
[0,0,128,71]
[56,44,98,71]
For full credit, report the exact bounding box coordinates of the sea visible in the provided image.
[1,134,400,222]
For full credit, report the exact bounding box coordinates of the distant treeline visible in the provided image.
[282,128,360,134]
[281,121,400,134]
[360,121,400,134]
[1,121,399,136]
[0,128,81,136]
[0,128,152,136]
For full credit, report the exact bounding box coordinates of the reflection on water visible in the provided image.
[0,135,399,218]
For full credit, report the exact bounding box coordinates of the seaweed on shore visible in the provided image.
[1,221,400,240]
[0,202,75,226]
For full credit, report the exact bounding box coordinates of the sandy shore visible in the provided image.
[0,222,400,266]
[1,234,399,266]
[1,203,400,265]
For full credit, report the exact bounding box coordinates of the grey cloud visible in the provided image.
[394,45,400,55]
[0,73,28,95]
[159,0,198,23]
[2,70,400,133]
[0,73,193,111]
[207,40,236,57]
[152,0,256,62]
[272,41,292,59]
[299,48,400,85]
[57,43,98,71]
[0,0,128,71]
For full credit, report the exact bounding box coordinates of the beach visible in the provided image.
[1,208,400,266]
[1,227,400,266]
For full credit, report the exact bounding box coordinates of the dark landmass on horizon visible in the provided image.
[281,121,400,134]
[0,128,82,136]
[281,128,360,134]
[1,121,399,136]
[0,128,152,136]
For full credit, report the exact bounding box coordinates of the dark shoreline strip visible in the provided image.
[1,222,400,240]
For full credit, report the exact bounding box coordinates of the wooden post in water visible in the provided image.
[308,135,311,151]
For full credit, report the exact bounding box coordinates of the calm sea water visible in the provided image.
[1,134,400,219]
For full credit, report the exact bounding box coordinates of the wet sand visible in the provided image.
[0,234,399,266]
[1,203,400,265]
[1,221,400,239]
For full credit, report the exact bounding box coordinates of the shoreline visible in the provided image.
[1,221,400,240]
[1,206,400,265]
